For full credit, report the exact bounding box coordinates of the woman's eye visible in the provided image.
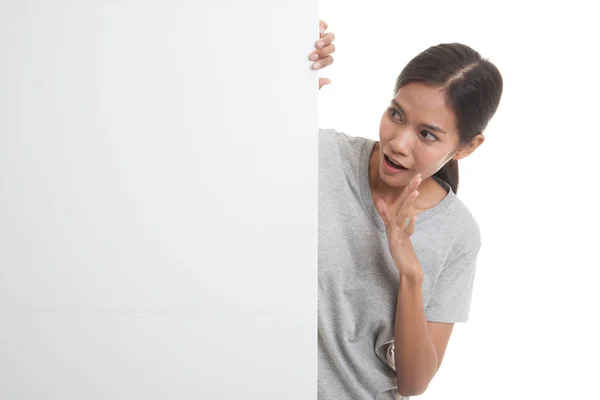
[388,108,402,121]
[421,130,438,142]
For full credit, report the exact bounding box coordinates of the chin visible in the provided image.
[378,164,411,187]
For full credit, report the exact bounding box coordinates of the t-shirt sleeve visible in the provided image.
[424,246,480,323]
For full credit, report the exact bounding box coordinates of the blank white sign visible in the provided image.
[0,1,318,398]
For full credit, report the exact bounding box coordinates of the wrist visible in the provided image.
[399,269,424,283]
[393,241,422,279]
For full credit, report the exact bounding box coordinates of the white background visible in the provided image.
[0,1,319,398]
[318,0,600,398]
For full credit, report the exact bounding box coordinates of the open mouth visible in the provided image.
[384,154,408,171]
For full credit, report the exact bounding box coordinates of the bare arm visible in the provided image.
[394,268,454,396]
[375,175,455,396]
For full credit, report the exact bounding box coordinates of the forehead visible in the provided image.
[394,83,457,132]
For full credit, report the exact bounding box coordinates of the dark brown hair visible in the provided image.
[394,43,503,193]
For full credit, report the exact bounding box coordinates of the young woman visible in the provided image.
[309,21,503,399]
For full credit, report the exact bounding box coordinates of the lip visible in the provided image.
[385,154,407,169]
[383,154,410,174]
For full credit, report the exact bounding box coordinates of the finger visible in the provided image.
[405,216,418,236]
[402,190,420,215]
[319,20,328,35]
[310,34,334,61]
[412,173,423,187]
[319,78,331,89]
[394,179,416,210]
[310,43,336,61]
[396,190,419,228]
[376,199,392,227]
[316,32,336,49]
[395,191,416,228]
[392,174,422,209]
[312,55,334,70]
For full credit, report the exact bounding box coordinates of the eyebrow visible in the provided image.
[391,100,447,134]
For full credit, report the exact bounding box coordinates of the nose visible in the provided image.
[388,128,412,156]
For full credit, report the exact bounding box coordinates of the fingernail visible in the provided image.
[310,54,319,61]
[313,62,321,69]
[317,41,324,48]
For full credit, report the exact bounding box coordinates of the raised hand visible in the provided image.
[375,174,423,275]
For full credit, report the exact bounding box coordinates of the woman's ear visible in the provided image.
[453,134,485,161]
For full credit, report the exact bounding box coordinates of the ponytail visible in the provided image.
[394,43,503,195]
[434,159,459,194]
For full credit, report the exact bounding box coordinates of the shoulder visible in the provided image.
[446,194,480,235]
[319,127,374,174]
[319,127,372,155]
[424,185,482,258]
[443,196,482,261]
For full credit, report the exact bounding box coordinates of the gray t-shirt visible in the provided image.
[318,128,481,400]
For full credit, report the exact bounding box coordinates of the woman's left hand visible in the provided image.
[375,174,424,277]
[310,20,336,89]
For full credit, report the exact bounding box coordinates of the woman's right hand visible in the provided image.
[309,20,336,89]
[375,174,424,277]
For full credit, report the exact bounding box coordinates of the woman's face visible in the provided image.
[377,82,472,188]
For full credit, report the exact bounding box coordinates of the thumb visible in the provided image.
[405,215,418,236]
[319,78,331,89]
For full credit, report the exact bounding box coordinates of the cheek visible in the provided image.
[378,118,395,142]
[413,147,451,171]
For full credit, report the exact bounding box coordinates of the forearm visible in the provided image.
[394,271,438,396]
